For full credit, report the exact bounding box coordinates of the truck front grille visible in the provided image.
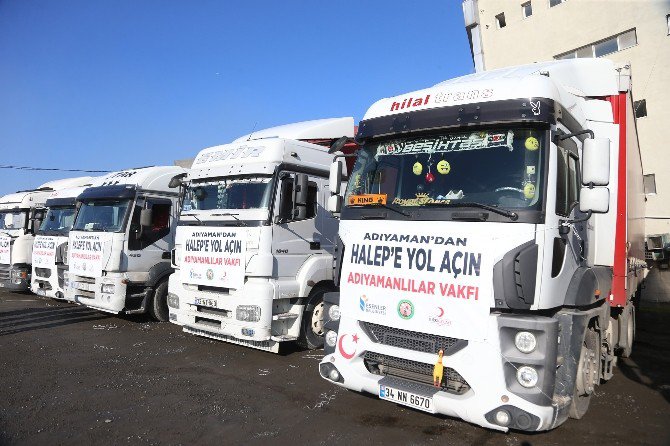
[0,264,10,281]
[364,351,470,395]
[360,321,460,354]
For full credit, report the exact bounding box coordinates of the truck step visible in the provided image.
[271,335,298,342]
[272,312,299,321]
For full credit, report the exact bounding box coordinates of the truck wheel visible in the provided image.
[149,281,169,322]
[569,326,599,419]
[620,305,636,358]
[297,288,327,350]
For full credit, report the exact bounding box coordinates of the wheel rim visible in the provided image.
[311,301,325,336]
[576,330,598,396]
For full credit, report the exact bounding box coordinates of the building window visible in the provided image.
[549,0,565,7]
[495,13,506,29]
[644,174,656,195]
[555,29,637,59]
[634,99,647,118]
[522,2,532,18]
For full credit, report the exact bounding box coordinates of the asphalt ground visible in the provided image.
[1,278,669,445]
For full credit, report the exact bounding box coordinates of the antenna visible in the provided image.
[247,122,258,141]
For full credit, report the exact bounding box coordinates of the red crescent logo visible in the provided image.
[437,307,445,317]
[338,333,358,360]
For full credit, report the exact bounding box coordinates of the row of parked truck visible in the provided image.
[0,58,647,432]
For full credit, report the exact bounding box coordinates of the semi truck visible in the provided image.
[319,59,646,432]
[31,183,95,300]
[167,117,355,353]
[0,177,93,292]
[65,166,186,321]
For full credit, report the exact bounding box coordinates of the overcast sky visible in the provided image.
[0,0,473,194]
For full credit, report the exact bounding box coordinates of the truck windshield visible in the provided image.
[183,176,273,212]
[0,210,27,232]
[38,206,77,235]
[345,128,544,210]
[72,199,131,232]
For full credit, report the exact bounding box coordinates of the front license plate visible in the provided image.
[379,385,435,413]
[194,297,217,308]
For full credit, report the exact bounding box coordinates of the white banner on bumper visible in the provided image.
[339,221,493,342]
[32,235,58,268]
[68,233,109,278]
[179,227,246,290]
[0,235,10,265]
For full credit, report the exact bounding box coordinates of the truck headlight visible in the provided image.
[167,292,180,309]
[516,366,539,388]
[325,330,338,348]
[236,305,261,322]
[328,304,341,321]
[101,283,115,294]
[514,331,537,354]
[11,268,28,283]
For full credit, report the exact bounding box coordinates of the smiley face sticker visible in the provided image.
[413,162,423,175]
[437,160,451,175]
[525,136,539,151]
[524,182,536,199]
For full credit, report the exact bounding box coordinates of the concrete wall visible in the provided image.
[463,0,670,234]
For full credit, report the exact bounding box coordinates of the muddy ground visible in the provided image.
[1,276,669,445]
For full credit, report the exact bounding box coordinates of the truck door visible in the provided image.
[540,135,588,306]
[271,172,322,278]
[126,196,174,273]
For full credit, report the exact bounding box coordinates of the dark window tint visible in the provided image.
[128,199,172,251]
[556,147,580,217]
[634,99,647,118]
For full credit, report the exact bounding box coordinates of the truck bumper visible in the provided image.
[31,265,68,300]
[168,274,279,351]
[68,273,132,314]
[0,264,31,292]
[320,313,562,432]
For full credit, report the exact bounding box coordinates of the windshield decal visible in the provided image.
[348,194,387,206]
[377,130,514,157]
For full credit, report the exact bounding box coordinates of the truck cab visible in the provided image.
[320,59,645,431]
[0,177,93,292]
[167,117,355,352]
[65,166,186,320]
[31,183,96,300]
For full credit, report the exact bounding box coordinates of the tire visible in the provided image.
[620,305,636,358]
[297,287,328,350]
[149,281,169,322]
[569,326,600,419]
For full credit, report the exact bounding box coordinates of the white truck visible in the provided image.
[167,117,355,352]
[0,177,93,292]
[320,59,646,432]
[65,166,186,321]
[31,183,96,300]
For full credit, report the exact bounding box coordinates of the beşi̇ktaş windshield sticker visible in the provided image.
[377,130,514,157]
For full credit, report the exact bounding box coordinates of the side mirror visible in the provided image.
[33,210,45,221]
[4,214,13,227]
[168,173,186,189]
[329,160,343,196]
[327,194,342,213]
[580,187,609,213]
[582,138,610,186]
[292,174,308,220]
[140,208,153,228]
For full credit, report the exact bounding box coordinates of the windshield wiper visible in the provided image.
[423,201,518,221]
[182,213,203,226]
[211,213,248,226]
[353,202,411,218]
